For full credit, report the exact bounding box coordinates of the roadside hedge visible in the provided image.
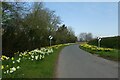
[88,36,120,49]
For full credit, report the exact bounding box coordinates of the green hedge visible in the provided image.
[88,36,120,49]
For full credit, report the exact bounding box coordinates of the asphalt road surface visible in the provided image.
[56,44,118,78]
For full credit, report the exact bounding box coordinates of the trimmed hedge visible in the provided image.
[88,36,120,49]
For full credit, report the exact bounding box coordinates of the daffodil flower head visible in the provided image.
[13,61,15,64]
[11,57,14,60]
[17,66,20,69]
[6,65,9,68]
[7,70,9,73]
[1,65,4,69]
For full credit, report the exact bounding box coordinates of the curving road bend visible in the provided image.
[56,44,118,78]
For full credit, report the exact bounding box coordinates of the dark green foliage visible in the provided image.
[55,24,77,44]
[88,36,120,49]
[2,2,77,56]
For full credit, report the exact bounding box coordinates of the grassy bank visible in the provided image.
[14,45,66,78]
[79,43,119,61]
[2,44,69,78]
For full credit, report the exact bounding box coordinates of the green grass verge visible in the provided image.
[79,46,120,61]
[2,45,67,78]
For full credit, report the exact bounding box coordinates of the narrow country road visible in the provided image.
[56,44,118,78]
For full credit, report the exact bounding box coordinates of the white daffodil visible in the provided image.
[6,65,9,68]
[31,55,34,58]
[38,50,42,53]
[34,49,39,52]
[42,55,44,59]
[6,57,9,60]
[16,59,20,63]
[4,72,6,74]
[35,56,39,60]
[28,52,31,54]
[17,66,20,69]
[40,51,45,55]
[7,70,9,74]
[51,49,53,53]
[10,67,16,72]
[18,58,21,61]
[39,55,42,59]
[19,54,22,57]
[10,70,13,73]
[13,61,15,64]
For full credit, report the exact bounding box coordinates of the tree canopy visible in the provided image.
[2,2,77,56]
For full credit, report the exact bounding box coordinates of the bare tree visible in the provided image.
[78,32,93,42]
[86,33,93,41]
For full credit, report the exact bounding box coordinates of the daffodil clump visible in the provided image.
[1,43,70,77]
[80,43,113,52]
[1,55,21,77]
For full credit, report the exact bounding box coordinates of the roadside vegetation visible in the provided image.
[1,2,77,78]
[88,36,120,49]
[79,43,119,61]
[1,43,71,78]
[2,2,77,57]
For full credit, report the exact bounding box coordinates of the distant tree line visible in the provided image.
[1,2,77,56]
[78,32,93,42]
